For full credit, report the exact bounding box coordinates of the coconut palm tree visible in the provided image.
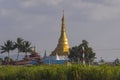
[22,40,32,60]
[15,37,24,61]
[0,40,15,64]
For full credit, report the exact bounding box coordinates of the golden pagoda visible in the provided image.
[50,12,70,56]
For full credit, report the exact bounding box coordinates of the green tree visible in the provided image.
[15,37,24,61]
[0,40,15,64]
[69,40,96,64]
[0,58,3,65]
[3,56,14,65]
[21,40,32,60]
[114,58,120,66]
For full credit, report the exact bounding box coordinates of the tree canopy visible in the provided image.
[0,38,33,63]
[0,40,15,64]
[69,40,96,64]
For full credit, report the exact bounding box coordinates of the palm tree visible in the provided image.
[15,37,24,61]
[22,40,32,60]
[0,40,15,64]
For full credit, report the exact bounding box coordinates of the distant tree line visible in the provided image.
[0,37,33,64]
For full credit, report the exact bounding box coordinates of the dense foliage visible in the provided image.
[0,40,15,64]
[0,38,33,64]
[69,40,96,64]
[0,65,120,80]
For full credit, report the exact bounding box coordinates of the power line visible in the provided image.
[93,48,120,51]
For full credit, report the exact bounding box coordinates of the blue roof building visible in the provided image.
[43,54,69,64]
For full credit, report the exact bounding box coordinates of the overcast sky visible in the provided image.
[0,0,120,61]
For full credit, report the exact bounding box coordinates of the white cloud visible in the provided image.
[0,9,9,16]
[18,0,63,8]
[71,0,120,21]
[105,0,120,5]
[88,5,120,21]
[45,0,63,5]
[20,0,34,8]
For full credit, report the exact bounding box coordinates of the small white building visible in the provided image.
[43,54,69,64]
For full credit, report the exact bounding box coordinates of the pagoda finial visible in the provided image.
[63,10,64,16]
[61,10,65,33]
[62,10,64,21]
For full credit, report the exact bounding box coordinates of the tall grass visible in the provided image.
[0,65,120,80]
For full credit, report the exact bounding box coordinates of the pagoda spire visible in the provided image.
[50,11,70,56]
[61,10,65,33]
[33,46,36,53]
[43,50,47,58]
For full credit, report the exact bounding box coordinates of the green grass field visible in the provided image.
[0,64,120,80]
